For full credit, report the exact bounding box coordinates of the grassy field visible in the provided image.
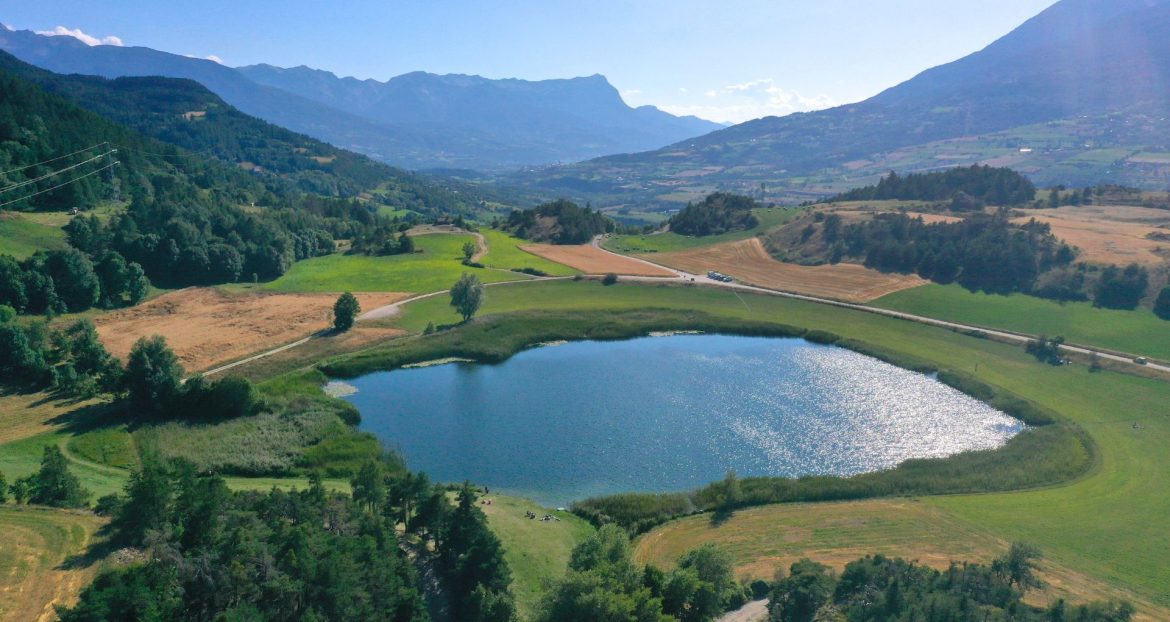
[633,500,1163,615]
[478,229,579,276]
[362,279,1170,610]
[602,206,802,254]
[874,284,1170,360]
[264,233,528,294]
[0,212,68,259]
[0,505,107,622]
[481,495,595,621]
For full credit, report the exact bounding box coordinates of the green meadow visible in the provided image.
[0,212,68,259]
[264,232,529,293]
[874,284,1170,360]
[477,228,579,276]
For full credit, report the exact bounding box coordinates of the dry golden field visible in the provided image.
[94,288,408,372]
[650,238,927,302]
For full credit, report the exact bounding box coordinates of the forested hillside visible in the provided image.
[0,58,456,304]
[823,166,1037,208]
[0,50,475,214]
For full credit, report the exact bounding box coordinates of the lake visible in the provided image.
[344,334,1023,506]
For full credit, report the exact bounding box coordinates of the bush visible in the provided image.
[514,267,549,277]
[602,273,619,286]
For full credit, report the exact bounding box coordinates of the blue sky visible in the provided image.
[4,1,1059,123]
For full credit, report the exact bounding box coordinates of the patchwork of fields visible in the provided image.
[649,238,927,302]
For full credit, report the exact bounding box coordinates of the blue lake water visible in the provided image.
[345,335,1023,506]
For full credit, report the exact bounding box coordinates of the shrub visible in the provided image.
[602,273,619,286]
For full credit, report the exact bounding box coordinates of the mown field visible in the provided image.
[478,229,579,276]
[264,232,529,294]
[480,495,594,620]
[0,505,106,622]
[874,284,1170,360]
[360,279,1170,611]
[602,206,802,254]
[0,211,68,259]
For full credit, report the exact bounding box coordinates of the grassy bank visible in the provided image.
[874,284,1170,361]
[481,495,595,621]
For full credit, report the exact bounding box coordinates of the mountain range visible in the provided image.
[0,27,721,172]
[514,0,1170,210]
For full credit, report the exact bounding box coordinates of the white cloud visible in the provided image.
[187,53,224,64]
[36,26,123,46]
[662,78,837,124]
[2,23,14,32]
[621,88,642,99]
[678,87,689,94]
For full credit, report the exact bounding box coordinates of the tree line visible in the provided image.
[766,545,1132,622]
[831,210,1075,294]
[822,166,1037,207]
[668,192,761,237]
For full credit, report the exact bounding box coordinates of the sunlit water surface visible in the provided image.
[346,335,1022,505]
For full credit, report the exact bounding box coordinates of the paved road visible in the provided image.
[209,237,1170,377]
[590,235,1170,376]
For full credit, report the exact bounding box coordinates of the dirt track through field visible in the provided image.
[522,243,677,276]
[649,238,927,303]
[95,288,408,372]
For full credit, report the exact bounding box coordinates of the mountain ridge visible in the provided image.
[515,0,1170,211]
[0,27,721,171]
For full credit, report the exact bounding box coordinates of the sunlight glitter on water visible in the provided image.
[348,335,1024,505]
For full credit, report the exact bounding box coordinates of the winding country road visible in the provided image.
[205,235,1170,377]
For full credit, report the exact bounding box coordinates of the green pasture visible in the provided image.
[0,212,68,259]
[874,284,1170,360]
[478,229,579,276]
[264,232,528,293]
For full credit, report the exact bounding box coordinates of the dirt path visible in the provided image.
[718,600,769,622]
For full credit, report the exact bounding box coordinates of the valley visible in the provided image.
[4,2,1170,621]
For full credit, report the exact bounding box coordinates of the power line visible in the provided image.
[0,161,120,210]
[0,150,116,195]
[0,143,108,178]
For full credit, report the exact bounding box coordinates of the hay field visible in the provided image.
[94,288,407,372]
[633,500,1166,619]
[521,243,677,277]
[650,238,926,302]
[1012,205,1170,266]
[0,506,107,622]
